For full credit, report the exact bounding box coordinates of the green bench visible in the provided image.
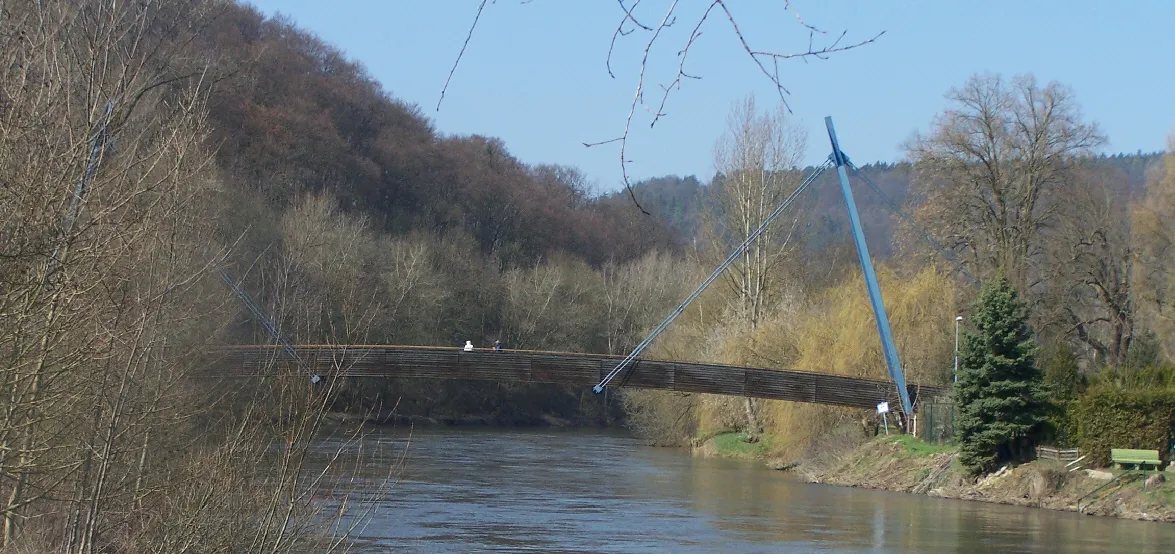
[1110,448,1163,470]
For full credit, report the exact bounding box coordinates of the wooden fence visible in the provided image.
[1038,446,1082,462]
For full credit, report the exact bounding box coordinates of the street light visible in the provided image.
[954,316,964,383]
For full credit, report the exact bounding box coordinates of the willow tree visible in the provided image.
[907,73,1104,295]
[1133,134,1175,360]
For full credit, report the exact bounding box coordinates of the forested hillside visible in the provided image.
[203,7,679,268]
[622,153,1164,260]
[196,3,698,425]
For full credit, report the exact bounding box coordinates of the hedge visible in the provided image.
[1070,386,1175,467]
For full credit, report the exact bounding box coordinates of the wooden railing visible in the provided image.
[208,345,950,412]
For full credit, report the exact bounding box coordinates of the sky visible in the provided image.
[245,0,1175,193]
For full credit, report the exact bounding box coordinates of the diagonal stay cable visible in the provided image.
[219,268,321,384]
[594,159,832,393]
[846,161,979,286]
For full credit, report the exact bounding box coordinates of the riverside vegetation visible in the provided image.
[3,1,1175,550]
[621,79,1175,522]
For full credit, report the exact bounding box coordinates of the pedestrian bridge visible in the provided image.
[211,345,946,411]
[213,120,962,417]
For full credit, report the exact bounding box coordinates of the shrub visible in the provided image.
[1121,364,1175,390]
[1071,386,1175,467]
[1041,400,1078,448]
[1041,344,1083,400]
[621,389,698,446]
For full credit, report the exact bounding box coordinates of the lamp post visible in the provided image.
[954,316,963,383]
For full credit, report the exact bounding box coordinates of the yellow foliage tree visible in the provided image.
[636,261,957,455]
[1133,130,1175,359]
[727,266,956,455]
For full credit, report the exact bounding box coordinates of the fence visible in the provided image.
[1037,446,1082,462]
[917,399,956,444]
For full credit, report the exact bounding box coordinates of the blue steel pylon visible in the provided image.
[825,116,912,416]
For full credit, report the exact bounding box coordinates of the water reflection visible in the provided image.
[313,427,1175,552]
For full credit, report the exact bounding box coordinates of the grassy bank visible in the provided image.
[693,432,777,459]
[807,436,1175,523]
[694,432,1175,523]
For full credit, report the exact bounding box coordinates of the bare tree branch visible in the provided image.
[716,2,884,113]
[441,1,883,214]
[650,1,717,128]
[599,0,882,212]
[437,0,489,112]
[607,0,654,79]
[585,0,683,216]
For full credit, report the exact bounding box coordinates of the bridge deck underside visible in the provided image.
[212,346,946,411]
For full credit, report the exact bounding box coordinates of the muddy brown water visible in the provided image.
[314,427,1175,552]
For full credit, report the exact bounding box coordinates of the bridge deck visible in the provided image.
[211,345,947,411]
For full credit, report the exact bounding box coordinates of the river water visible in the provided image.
[321,427,1175,552]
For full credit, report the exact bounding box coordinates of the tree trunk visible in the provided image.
[743,397,762,436]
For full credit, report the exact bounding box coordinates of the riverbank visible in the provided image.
[694,432,1175,523]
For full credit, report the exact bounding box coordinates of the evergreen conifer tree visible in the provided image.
[955,278,1048,475]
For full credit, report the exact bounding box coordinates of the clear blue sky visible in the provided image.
[246,0,1174,192]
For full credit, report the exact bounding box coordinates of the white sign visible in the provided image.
[876,402,890,414]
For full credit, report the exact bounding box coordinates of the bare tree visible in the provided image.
[0,0,224,545]
[502,261,573,350]
[270,192,384,344]
[378,235,439,341]
[600,251,693,355]
[0,2,389,550]
[709,94,808,328]
[1048,171,1135,367]
[907,73,1104,295]
[501,257,604,352]
[703,94,807,436]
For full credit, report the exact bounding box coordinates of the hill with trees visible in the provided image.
[622,153,1163,261]
[202,7,681,269]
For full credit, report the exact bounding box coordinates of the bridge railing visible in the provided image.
[208,345,949,412]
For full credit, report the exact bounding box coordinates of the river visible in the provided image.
[317,427,1175,552]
